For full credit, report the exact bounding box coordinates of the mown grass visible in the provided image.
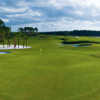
[0,35,100,100]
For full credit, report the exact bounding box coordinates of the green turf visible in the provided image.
[0,35,100,100]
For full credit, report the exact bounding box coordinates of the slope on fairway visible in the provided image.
[0,36,100,100]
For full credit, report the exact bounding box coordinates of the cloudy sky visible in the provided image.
[0,0,100,32]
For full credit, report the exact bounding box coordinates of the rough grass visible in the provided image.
[0,35,100,100]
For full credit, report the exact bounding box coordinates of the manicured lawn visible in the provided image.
[0,35,100,100]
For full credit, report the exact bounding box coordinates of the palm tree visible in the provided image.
[16,32,22,48]
[18,27,29,48]
[18,27,24,48]
[34,27,38,33]
[0,19,11,48]
[13,36,17,48]
[21,33,25,48]
[18,28,24,33]
[24,27,33,34]
[24,34,28,48]
[0,19,5,27]
[0,19,5,47]
[5,27,11,48]
[0,27,5,48]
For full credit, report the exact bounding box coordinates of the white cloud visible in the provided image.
[2,0,100,31]
[48,0,100,9]
[0,6,28,13]
[11,17,100,32]
[7,9,42,18]
[0,18,9,23]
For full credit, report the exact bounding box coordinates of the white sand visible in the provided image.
[0,45,31,50]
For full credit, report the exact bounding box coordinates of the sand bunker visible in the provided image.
[0,45,31,50]
[0,52,11,54]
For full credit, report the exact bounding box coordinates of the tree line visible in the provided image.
[39,30,100,36]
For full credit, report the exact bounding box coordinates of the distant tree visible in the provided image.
[24,27,35,34]
[0,27,6,48]
[24,34,28,48]
[18,28,24,33]
[34,27,38,33]
[18,26,38,48]
[16,32,22,48]
[34,27,38,35]
[19,27,38,35]
[18,28,27,48]
[0,19,5,27]
[0,19,5,42]
[21,32,29,48]
[13,34,17,48]
[0,19,11,48]
[5,27,11,48]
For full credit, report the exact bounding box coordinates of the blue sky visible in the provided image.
[0,0,100,32]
